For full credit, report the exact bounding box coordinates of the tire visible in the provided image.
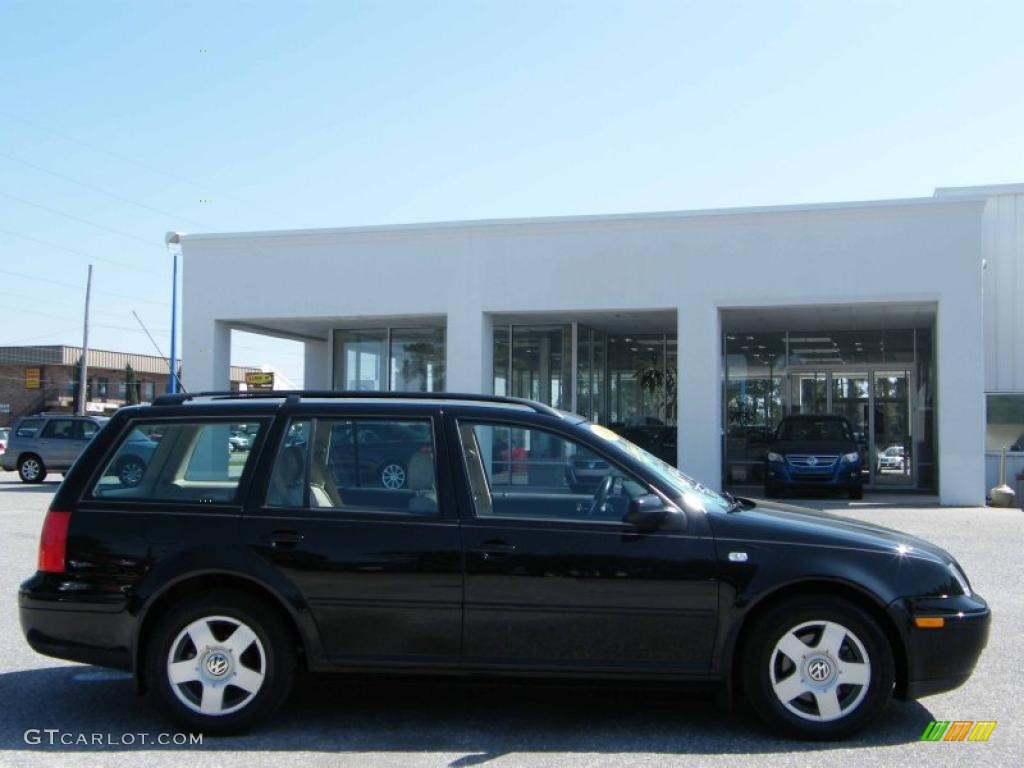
[741,596,894,740]
[379,461,407,489]
[18,454,46,484]
[146,590,296,735]
[848,483,864,501]
[116,455,146,487]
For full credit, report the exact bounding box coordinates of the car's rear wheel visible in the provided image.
[146,590,295,734]
[18,454,46,483]
[742,596,894,739]
[116,456,146,487]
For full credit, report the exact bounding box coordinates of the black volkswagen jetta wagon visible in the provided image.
[19,392,990,739]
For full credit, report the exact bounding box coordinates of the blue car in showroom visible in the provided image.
[765,415,864,499]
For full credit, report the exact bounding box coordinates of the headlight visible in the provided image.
[842,451,860,463]
[948,562,972,597]
[767,452,784,463]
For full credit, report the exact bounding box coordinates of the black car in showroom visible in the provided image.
[19,392,988,739]
[765,414,865,499]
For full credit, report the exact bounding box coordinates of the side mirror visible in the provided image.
[624,494,674,530]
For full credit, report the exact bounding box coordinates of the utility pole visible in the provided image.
[77,264,93,416]
[165,233,183,393]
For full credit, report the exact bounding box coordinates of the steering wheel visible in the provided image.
[588,474,615,518]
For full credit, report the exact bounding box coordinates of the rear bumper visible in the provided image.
[19,574,133,671]
[889,594,991,700]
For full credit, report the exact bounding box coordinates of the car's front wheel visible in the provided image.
[742,596,894,739]
[146,590,295,734]
[18,454,46,483]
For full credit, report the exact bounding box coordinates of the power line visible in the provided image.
[0,148,210,228]
[0,189,166,249]
[0,110,289,222]
[0,303,169,333]
[0,226,166,277]
[0,266,169,306]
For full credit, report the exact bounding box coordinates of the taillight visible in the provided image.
[38,509,72,573]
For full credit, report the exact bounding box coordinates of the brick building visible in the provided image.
[0,346,254,427]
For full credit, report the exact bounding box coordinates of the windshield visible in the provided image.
[776,418,851,442]
[587,423,732,513]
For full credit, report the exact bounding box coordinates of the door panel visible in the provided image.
[454,418,719,673]
[243,413,463,666]
[462,520,718,670]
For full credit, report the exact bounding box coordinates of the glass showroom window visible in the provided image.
[492,325,572,410]
[391,328,445,392]
[333,328,445,392]
[987,394,1024,452]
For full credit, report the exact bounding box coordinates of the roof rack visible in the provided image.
[150,390,564,417]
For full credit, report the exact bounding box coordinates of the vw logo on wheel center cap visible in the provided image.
[204,650,231,678]
[806,656,833,683]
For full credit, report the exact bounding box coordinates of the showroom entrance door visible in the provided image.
[786,366,915,488]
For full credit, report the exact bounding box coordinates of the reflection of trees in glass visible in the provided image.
[635,355,676,423]
[726,379,783,427]
[394,340,445,391]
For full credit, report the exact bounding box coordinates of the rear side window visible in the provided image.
[15,419,44,438]
[266,417,438,515]
[90,420,265,503]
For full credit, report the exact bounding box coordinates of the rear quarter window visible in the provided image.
[15,419,44,438]
[90,419,266,504]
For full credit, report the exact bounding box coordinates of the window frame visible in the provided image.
[453,416,670,528]
[81,415,273,508]
[41,419,76,440]
[257,412,451,521]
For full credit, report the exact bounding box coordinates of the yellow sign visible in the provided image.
[25,367,41,389]
[245,371,274,389]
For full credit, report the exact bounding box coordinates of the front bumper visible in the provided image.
[766,461,861,488]
[19,574,133,671]
[889,593,991,699]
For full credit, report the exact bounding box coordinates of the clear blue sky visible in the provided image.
[2,0,1022,386]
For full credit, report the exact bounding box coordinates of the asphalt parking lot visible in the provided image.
[0,470,1019,768]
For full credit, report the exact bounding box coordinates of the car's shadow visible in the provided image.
[0,666,933,761]
[0,479,61,493]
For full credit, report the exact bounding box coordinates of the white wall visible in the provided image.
[181,195,987,504]
[936,184,1024,394]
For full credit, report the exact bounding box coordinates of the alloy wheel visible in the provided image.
[769,619,871,722]
[119,461,145,487]
[20,458,40,481]
[380,463,406,489]
[166,615,266,717]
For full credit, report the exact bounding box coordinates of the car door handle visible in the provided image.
[262,530,304,550]
[472,540,517,559]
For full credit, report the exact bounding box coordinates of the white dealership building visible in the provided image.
[176,183,1024,505]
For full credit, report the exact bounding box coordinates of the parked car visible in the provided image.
[611,423,677,465]
[101,428,158,487]
[228,432,251,452]
[877,445,906,472]
[0,426,10,458]
[326,420,432,489]
[0,414,107,483]
[19,391,989,740]
[765,414,864,499]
